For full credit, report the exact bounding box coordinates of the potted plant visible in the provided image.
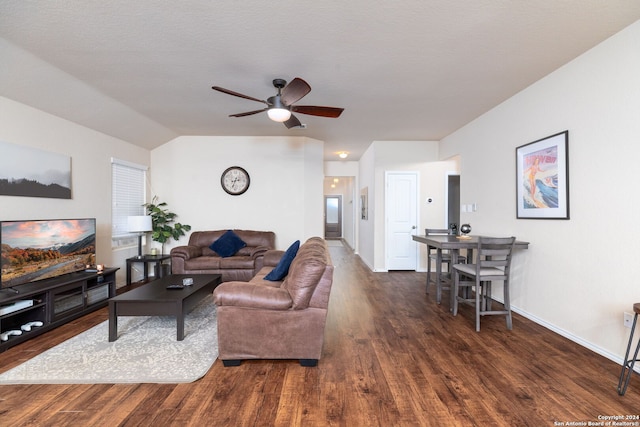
[143,196,191,255]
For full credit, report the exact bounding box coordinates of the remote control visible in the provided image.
[166,284,184,290]
[0,330,23,341]
[21,321,44,332]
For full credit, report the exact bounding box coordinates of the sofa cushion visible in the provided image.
[264,240,300,281]
[185,256,222,270]
[210,230,247,257]
[282,250,326,310]
[219,256,256,269]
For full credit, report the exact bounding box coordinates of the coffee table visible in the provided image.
[108,274,222,342]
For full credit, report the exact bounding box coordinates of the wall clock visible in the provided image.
[221,166,250,195]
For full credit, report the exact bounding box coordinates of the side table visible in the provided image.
[126,254,172,285]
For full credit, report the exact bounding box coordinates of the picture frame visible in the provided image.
[516,131,569,219]
[0,140,72,199]
[360,187,368,220]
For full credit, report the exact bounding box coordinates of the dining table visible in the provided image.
[412,234,529,310]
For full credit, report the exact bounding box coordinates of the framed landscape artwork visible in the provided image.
[0,140,72,199]
[516,131,569,219]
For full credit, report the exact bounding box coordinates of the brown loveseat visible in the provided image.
[170,230,276,282]
[213,237,334,367]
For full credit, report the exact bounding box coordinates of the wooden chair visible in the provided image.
[452,236,516,331]
[618,302,640,395]
[425,228,466,305]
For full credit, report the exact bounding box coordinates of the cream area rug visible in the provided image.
[0,295,218,384]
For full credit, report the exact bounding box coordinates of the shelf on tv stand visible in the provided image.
[0,268,119,352]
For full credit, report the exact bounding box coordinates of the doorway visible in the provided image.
[324,195,342,238]
[447,174,461,230]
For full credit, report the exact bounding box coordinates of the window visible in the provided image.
[111,158,148,247]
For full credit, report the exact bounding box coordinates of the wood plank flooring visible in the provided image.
[1,243,639,426]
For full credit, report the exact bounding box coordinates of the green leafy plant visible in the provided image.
[143,197,191,252]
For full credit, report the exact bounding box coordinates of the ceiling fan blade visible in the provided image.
[212,86,268,105]
[283,114,302,129]
[280,78,311,106]
[229,108,268,117]
[291,105,344,118]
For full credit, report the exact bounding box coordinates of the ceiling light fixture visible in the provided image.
[267,108,291,122]
[267,95,291,122]
[338,152,349,159]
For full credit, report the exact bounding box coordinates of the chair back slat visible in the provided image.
[476,236,516,275]
[452,235,517,331]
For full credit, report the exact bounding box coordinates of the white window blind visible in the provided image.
[111,158,148,245]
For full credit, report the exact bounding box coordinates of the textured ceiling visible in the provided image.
[1,1,639,160]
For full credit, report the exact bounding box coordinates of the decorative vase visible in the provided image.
[460,224,472,235]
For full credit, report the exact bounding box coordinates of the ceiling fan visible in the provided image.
[212,78,344,129]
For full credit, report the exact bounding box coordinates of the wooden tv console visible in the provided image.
[0,268,118,353]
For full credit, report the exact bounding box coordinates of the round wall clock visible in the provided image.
[221,166,250,195]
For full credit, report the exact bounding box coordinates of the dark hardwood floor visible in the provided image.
[1,243,639,426]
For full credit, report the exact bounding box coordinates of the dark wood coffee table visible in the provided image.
[108,274,222,342]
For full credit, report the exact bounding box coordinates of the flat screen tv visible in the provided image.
[0,218,96,289]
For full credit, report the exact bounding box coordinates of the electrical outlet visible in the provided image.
[624,312,634,328]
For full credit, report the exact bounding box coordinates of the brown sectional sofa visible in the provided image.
[170,230,276,282]
[213,237,334,366]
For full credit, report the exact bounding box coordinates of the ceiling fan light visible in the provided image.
[267,108,291,122]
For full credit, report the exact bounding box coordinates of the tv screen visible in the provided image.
[0,218,96,289]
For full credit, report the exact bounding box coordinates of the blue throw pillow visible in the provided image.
[264,240,300,281]
[210,230,247,258]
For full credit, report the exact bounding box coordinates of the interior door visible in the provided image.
[324,195,342,238]
[385,172,418,270]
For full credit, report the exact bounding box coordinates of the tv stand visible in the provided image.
[0,268,118,353]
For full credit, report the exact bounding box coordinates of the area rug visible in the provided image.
[0,295,218,384]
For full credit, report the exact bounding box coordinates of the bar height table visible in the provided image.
[412,234,529,310]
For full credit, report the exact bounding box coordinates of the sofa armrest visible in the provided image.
[170,245,200,260]
[263,250,285,268]
[213,282,292,310]
[248,245,271,259]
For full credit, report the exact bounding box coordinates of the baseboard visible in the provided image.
[511,304,639,373]
[357,254,382,272]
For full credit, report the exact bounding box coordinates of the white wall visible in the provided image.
[417,157,460,271]
[439,20,640,362]
[149,136,325,252]
[358,140,443,271]
[0,101,329,285]
[358,145,376,269]
[0,96,150,286]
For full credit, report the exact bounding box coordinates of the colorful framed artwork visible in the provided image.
[516,131,569,219]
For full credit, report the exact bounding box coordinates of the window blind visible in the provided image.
[111,158,148,246]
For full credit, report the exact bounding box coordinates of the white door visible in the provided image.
[385,172,418,270]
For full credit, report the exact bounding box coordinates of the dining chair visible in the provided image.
[451,236,516,331]
[425,228,466,305]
